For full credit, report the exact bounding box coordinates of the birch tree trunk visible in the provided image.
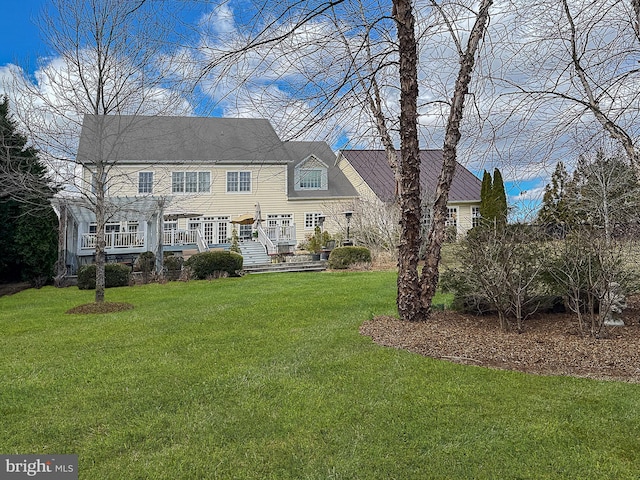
[420,0,493,314]
[393,0,426,322]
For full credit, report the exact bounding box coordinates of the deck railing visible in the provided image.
[81,232,145,250]
[81,229,203,251]
[257,224,296,255]
[162,229,199,247]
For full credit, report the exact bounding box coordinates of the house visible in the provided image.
[336,149,482,238]
[53,115,358,275]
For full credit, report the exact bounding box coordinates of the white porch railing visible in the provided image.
[162,229,198,246]
[81,232,145,250]
[257,224,296,254]
[194,229,209,252]
[81,229,205,251]
[257,225,276,254]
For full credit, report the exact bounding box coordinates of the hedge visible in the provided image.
[184,251,243,279]
[77,263,131,290]
[328,246,372,269]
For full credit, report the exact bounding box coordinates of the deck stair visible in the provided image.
[239,240,271,267]
[242,260,327,274]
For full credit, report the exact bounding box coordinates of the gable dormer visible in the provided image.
[294,155,328,191]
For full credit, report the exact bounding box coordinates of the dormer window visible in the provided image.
[294,155,328,191]
[300,169,322,189]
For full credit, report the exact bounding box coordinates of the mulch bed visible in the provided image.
[360,297,640,383]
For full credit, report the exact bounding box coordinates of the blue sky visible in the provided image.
[0,0,47,70]
[0,0,581,220]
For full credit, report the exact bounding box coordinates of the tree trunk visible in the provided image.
[393,0,426,322]
[54,203,67,287]
[94,179,106,303]
[420,0,493,315]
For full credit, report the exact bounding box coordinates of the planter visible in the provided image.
[311,253,321,261]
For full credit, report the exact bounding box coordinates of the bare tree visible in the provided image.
[493,0,640,175]
[443,224,546,332]
[11,0,191,302]
[574,152,640,245]
[197,0,493,321]
[418,0,493,316]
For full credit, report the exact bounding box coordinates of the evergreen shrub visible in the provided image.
[77,263,131,290]
[328,246,371,269]
[184,251,243,279]
[163,254,184,281]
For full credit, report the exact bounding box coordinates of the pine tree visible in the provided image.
[0,96,58,285]
[537,161,570,229]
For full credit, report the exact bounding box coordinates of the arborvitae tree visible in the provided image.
[479,170,493,223]
[492,168,508,227]
[0,96,58,285]
[478,168,507,229]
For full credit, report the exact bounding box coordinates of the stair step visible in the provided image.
[242,261,327,274]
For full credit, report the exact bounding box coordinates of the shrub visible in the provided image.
[163,255,184,281]
[134,251,155,273]
[328,246,372,269]
[133,251,155,284]
[184,251,243,279]
[77,263,131,290]
[163,255,183,271]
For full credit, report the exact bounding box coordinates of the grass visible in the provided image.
[1,271,639,479]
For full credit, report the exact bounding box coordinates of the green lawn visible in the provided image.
[1,271,639,479]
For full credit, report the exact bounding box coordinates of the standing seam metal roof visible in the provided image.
[339,149,482,203]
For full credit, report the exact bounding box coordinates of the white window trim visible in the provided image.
[472,206,481,228]
[226,170,252,193]
[304,212,322,229]
[171,171,211,194]
[138,171,154,194]
[446,207,458,227]
[294,155,328,191]
[299,169,323,190]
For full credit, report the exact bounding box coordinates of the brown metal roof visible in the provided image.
[339,149,481,203]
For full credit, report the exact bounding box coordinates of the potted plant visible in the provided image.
[307,226,332,261]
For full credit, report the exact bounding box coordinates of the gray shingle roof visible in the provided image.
[77,115,292,164]
[339,149,481,203]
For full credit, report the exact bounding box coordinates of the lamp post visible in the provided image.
[343,210,353,246]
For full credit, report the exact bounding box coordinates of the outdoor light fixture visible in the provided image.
[317,214,326,230]
[343,211,353,245]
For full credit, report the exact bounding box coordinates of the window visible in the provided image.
[299,169,322,189]
[305,213,322,229]
[227,171,251,192]
[138,172,153,194]
[164,221,178,231]
[198,172,210,192]
[172,171,210,193]
[172,172,184,193]
[89,223,120,234]
[294,159,328,191]
[446,207,458,227]
[472,206,481,228]
[185,172,198,193]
